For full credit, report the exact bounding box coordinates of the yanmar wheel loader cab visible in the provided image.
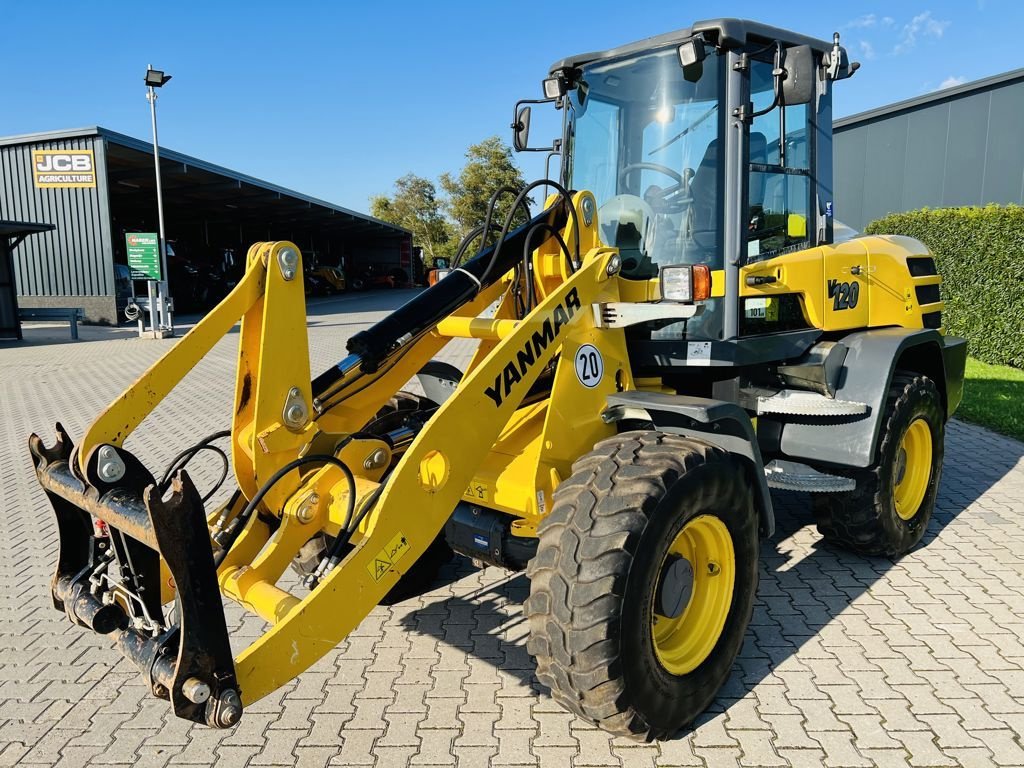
[29,19,966,740]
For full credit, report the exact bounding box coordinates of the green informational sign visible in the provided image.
[126,232,161,280]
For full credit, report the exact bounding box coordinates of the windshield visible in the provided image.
[567,46,722,280]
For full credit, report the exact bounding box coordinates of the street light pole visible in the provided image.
[145,64,173,337]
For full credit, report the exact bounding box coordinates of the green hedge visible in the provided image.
[865,205,1024,368]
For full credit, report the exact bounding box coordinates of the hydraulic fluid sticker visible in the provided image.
[687,341,712,367]
[366,531,411,582]
[536,490,546,514]
[466,480,489,502]
[574,344,604,388]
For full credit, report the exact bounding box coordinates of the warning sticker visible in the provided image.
[366,531,412,582]
[687,341,712,367]
[465,479,489,502]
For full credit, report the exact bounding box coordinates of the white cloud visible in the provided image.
[881,16,895,27]
[859,40,877,60]
[940,75,967,89]
[846,14,878,28]
[894,11,951,54]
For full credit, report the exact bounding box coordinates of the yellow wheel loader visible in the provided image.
[30,19,966,739]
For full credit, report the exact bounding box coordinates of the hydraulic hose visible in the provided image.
[315,195,572,385]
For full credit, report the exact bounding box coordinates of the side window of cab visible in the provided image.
[746,58,812,261]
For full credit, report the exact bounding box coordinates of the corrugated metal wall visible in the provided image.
[834,78,1024,231]
[0,135,113,296]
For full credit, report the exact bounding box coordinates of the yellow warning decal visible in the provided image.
[366,530,411,582]
[465,479,489,502]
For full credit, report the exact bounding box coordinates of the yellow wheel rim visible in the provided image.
[893,418,932,521]
[651,515,735,676]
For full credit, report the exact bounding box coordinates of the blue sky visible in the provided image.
[3,1,1020,212]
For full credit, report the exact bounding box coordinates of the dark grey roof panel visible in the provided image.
[835,67,1024,129]
[0,126,411,236]
[550,18,838,72]
[0,220,55,238]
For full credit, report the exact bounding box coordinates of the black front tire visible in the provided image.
[812,373,945,557]
[525,431,759,740]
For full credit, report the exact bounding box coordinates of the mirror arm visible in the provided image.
[779,80,786,168]
[745,41,784,122]
[512,97,560,153]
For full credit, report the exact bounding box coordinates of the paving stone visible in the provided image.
[413,728,458,765]
[731,730,786,766]
[773,748,828,768]
[887,730,959,767]
[979,729,1024,766]
[689,746,743,767]
[856,748,913,767]
[492,728,537,766]
[807,730,871,767]
[328,727,382,766]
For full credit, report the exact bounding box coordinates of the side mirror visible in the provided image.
[513,106,532,152]
[780,45,815,105]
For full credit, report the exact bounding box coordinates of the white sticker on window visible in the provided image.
[745,297,767,319]
[687,341,712,366]
[574,344,604,388]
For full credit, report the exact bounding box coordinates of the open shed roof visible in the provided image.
[0,127,410,239]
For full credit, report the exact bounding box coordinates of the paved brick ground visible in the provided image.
[2,290,1024,767]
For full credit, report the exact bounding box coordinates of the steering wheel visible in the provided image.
[618,162,691,213]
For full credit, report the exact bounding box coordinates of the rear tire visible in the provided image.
[812,373,944,557]
[525,431,758,740]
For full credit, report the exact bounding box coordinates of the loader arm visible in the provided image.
[29,192,617,727]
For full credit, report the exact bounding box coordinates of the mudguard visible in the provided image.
[602,391,775,538]
[775,328,966,470]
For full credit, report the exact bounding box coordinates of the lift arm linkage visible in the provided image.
[29,194,621,728]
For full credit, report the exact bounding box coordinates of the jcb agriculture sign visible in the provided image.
[32,150,97,188]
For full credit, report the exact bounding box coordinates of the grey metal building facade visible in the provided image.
[0,127,411,323]
[0,133,113,318]
[833,68,1024,232]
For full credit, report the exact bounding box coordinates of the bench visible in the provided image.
[18,307,84,340]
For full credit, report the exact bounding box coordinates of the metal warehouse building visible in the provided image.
[0,127,411,324]
[834,67,1024,231]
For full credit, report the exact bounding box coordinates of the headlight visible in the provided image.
[661,266,692,301]
[660,264,712,302]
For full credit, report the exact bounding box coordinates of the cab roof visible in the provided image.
[550,18,838,73]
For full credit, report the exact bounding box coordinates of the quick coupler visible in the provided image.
[28,424,242,728]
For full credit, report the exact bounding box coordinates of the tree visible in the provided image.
[369,174,453,264]
[440,137,531,246]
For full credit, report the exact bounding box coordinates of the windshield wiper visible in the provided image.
[648,103,718,156]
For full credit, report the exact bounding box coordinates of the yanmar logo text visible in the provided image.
[484,287,582,407]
